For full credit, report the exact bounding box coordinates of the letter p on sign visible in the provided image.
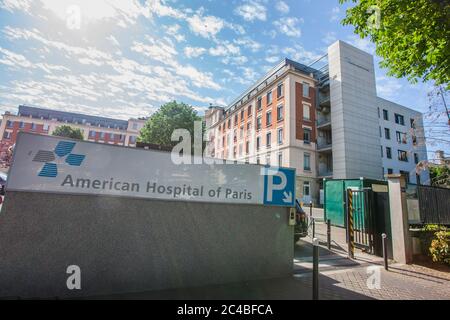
[263,167,295,207]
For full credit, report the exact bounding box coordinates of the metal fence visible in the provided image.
[417,185,450,225]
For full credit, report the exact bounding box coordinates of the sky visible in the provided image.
[0,0,445,156]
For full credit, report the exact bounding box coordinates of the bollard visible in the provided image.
[346,189,354,259]
[309,201,313,217]
[312,237,319,300]
[327,219,331,250]
[382,233,388,271]
[312,217,315,239]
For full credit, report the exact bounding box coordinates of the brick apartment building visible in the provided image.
[0,105,146,163]
[204,40,429,205]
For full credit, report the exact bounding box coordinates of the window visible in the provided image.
[384,128,390,140]
[3,131,11,139]
[240,126,244,138]
[395,113,405,125]
[257,97,262,111]
[377,107,380,118]
[386,147,392,159]
[387,168,393,174]
[414,153,419,164]
[31,123,37,131]
[379,126,382,137]
[304,153,311,171]
[302,82,309,97]
[89,130,95,138]
[303,104,310,120]
[43,124,49,131]
[222,136,225,147]
[266,154,271,166]
[132,123,138,130]
[266,132,271,148]
[6,120,12,127]
[278,152,283,166]
[277,128,283,145]
[246,122,251,135]
[398,150,408,162]
[400,170,410,184]
[234,114,238,125]
[396,131,407,144]
[19,121,25,128]
[256,136,261,150]
[240,110,244,121]
[276,104,283,121]
[277,83,284,98]
[303,128,311,144]
[410,118,415,129]
[256,117,262,130]
[227,119,231,129]
[256,157,260,165]
[383,109,389,120]
[266,91,272,105]
[248,105,252,116]
[266,111,272,126]
[129,136,136,144]
[380,146,383,157]
[303,181,310,197]
[99,132,105,139]
[246,141,249,154]
[110,133,115,140]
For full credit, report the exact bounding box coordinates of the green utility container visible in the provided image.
[323,178,388,227]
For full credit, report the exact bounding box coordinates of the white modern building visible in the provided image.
[205,40,429,205]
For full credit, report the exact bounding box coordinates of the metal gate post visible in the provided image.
[346,189,355,259]
[327,219,331,250]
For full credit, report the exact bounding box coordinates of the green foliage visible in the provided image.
[429,165,450,187]
[429,229,450,265]
[340,0,450,89]
[52,125,84,140]
[138,101,203,147]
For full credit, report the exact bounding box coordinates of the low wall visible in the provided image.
[0,191,293,298]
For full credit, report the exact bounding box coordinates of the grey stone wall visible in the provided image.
[0,191,293,298]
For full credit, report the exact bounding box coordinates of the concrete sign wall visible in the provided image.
[7,133,295,207]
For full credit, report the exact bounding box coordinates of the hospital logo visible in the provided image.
[33,141,85,178]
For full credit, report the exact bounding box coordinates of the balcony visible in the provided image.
[317,141,332,153]
[318,170,333,178]
[317,117,331,130]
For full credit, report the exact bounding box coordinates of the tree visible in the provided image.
[138,101,203,148]
[340,0,450,89]
[52,125,84,140]
[429,165,450,187]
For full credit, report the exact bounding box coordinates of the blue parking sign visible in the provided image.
[263,167,296,207]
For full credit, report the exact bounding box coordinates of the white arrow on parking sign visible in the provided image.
[283,191,292,203]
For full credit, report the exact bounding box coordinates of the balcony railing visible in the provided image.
[317,142,332,151]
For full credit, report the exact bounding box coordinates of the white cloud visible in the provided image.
[275,1,289,14]
[265,56,280,64]
[376,76,403,99]
[187,14,224,39]
[347,35,376,54]
[40,0,149,27]
[164,24,185,42]
[209,42,240,57]
[131,37,177,64]
[148,0,186,19]
[330,6,341,22]
[273,17,303,37]
[0,0,33,13]
[107,35,120,46]
[234,0,267,22]
[234,37,261,52]
[282,45,322,64]
[322,32,337,45]
[184,46,206,58]
[221,55,248,65]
